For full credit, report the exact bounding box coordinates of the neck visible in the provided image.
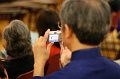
[69,38,98,52]
[71,43,98,52]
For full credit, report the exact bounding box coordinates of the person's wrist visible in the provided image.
[34,62,45,76]
[34,60,46,67]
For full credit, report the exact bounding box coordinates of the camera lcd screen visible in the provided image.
[49,34,59,42]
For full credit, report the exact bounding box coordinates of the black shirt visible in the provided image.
[2,55,34,79]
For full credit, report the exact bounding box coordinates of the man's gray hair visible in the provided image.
[60,0,111,45]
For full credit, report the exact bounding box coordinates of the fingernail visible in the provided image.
[47,29,50,31]
[51,42,54,44]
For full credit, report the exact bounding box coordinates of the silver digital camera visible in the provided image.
[48,31,62,42]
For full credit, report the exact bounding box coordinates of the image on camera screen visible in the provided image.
[49,34,59,42]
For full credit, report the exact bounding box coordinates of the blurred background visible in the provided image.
[0,0,119,60]
[0,0,64,55]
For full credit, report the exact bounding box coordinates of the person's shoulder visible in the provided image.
[102,57,120,66]
[100,57,120,74]
[68,57,120,73]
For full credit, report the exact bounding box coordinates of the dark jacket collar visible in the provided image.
[71,47,101,60]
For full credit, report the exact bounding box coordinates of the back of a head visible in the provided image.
[36,9,60,36]
[36,9,60,48]
[3,20,32,58]
[109,0,120,12]
[61,0,111,45]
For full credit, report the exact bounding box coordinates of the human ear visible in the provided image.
[64,24,73,39]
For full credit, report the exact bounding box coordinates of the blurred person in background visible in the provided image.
[109,0,120,31]
[36,9,61,75]
[0,10,27,60]
[2,20,34,79]
[33,0,120,79]
[100,0,120,60]
[109,0,120,64]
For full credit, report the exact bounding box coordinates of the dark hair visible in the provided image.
[3,20,32,58]
[61,0,111,45]
[36,9,60,47]
[109,0,120,12]
[36,9,60,36]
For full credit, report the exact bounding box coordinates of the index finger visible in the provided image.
[43,29,50,44]
[60,41,65,55]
